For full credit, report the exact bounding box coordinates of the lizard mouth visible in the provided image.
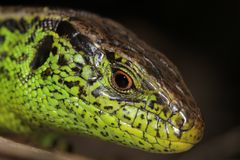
[154,139,194,153]
[109,104,204,153]
[123,100,204,153]
[166,141,194,153]
[149,115,204,153]
[131,119,204,153]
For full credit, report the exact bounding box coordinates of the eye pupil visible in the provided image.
[115,73,128,88]
[112,70,133,90]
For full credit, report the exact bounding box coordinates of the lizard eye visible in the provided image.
[111,69,133,91]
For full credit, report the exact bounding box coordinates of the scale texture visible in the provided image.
[0,7,204,153]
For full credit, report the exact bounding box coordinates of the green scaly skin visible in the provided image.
[0,7,204,153]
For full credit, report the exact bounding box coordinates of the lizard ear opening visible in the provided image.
[30,35,53,70]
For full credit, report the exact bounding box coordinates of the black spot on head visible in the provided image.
[100,131,109,137]
[59,41,70,51]
[52,47,58,55]
[56,21,76,37]
[80,114,85,118]
[93,102,101,107]
[123,115,131,121]
[0,19,19,32]
[76,62,84,68]
[10,55,16,61]
[94,117,98,123]
[0,35,5,44]
[78,86,87,97]
[31,16,40,26]
[124,60,132,67]
[30,36,53,70]
[148,119,152,123]
[72,64,83,75]
[148,101,155,110]
[92,123,98,129]
[57,54,68,66]
[139,141,144,145]
[105,51,115,63]
[115,57,123,62]
[18,18,29,33]
[140,114,145,120]
[104,106,113,110]
[41,68,52,79]
[156,129,160,138]
[58,78,64,84]
[122,107,127,112]
[139,106,144,110]
[17,53,28,64]
[91,86,102,98]
[129,142,134,145]
[74,118,78,122]
[162,107,169,117]
[71,33,96,54]
[26,31,36,44]
[136,123,142,129]
[0,52,7,61]
[55,21,98,55]
[64,81,79,88]
[0,18,31,33]
[94,111,99,115]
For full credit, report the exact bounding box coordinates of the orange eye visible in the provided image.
[112,70,133,91]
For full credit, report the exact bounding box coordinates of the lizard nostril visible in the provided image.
[169,103,194,131]
[175,117,184,128]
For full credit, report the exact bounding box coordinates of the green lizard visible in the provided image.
[0,7,204,153]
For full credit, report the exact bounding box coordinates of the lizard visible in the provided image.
[0,7,204,153]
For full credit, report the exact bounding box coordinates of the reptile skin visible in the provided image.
[0,7,204,153]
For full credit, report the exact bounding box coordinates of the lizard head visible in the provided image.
[13,8,204,153]
[50,13,204,153]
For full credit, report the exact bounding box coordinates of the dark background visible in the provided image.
[0,1,239,160]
